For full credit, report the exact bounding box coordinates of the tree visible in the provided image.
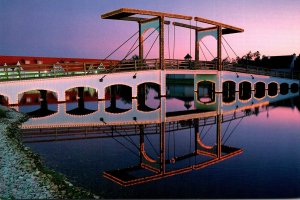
[131,54,139,60]
[253,51,261,66]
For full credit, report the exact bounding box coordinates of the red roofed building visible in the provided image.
[0,55,118,71]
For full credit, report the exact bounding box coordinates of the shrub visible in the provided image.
[0,108,7,118]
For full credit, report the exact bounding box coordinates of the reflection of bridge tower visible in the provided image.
[103,114,242,186]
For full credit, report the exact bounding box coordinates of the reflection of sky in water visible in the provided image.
[24,100,300,198]
[145,88,160,109]
[66,102,98,111]
[105,99,132,110]
[19,104,58,113]
[18,79,300,198]
[166,98,195,112]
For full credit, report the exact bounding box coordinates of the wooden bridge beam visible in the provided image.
[139,23,144,60]
[159,17,165,70]
[217,26,222,71]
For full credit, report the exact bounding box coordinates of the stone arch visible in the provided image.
[268,82,278,97]
[137,82,160,112]
[291,83,299,93]
[223,81,236,103]
[280,83,289,95]
[239,81,252,101]
[105,84,132,113]
[254,82,266,99]
[197,81,215,104]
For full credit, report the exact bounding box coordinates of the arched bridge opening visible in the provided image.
[254,82,266,99]
[223,81,236,103]
[280,83,289,95]
[137,82,160,112]
[18,89,58,118]
[105,84,132,113]
[268,82,278,97]
[66,87,98,115]
[239,81,252,101]
[291,83,299,93]
[197,81,215,104]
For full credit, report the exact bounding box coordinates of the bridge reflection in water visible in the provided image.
[19,77,299,186]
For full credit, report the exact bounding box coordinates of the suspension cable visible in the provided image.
[201,124,213,140]
[119,126,139,149]
[223,117,243,144]
[113,127,139,150]
[124,36,139,59]
[221,120,232,141]
[200,40,215,59]
[189,20,192,57]
[121,27,159,60]
[104,31,139,60]
[221,42,230,60]
[145,33,159,59]
[109,27,159,71]
[145,133,159,156]
[107,132,139,157]
[222,36,239,58]
[199,44,207,61]
[173,25,176,60]
[168,24,171,60]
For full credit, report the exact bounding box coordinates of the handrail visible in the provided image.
[0,59,299,82]
[223,63,300,80]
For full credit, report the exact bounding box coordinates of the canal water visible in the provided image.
[18,75,300,198]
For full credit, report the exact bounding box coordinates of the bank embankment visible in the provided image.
[0,106,99,199]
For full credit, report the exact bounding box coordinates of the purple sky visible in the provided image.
[1,0,299,60]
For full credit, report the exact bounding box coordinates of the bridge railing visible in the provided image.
[1,59,299,81]
[223,63,300,80]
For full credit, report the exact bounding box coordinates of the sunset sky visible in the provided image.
[1,0,300,60]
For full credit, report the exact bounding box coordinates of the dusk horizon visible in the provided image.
[1,0,300,60]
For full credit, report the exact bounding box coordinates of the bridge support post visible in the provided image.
[57,90,65,103]
[160,122,166,173]
[159,17,165,70]
[138,23,144,61]
[216,114,222,159]
[9,94,19,105]
[160,70,166,97]
[217,26,222,71]
[195,31,199,64]
[132,85,137,99]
